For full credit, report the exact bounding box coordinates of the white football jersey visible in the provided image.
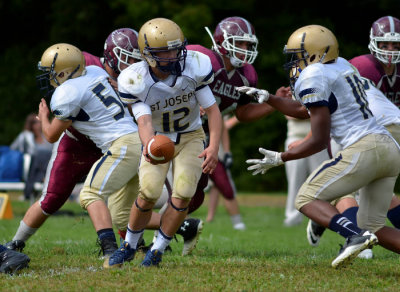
[118,50,215,134]
[363,78,400,126]
[294,57,390,149]
[50,65,137,153]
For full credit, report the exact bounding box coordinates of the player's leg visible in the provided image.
[107,174,139,242]
[7,134,101,251]
[106,150,169,268]
[210,161,245,230]
[284,157,307,226]
[142,129,205,266]
[206,184,219,222]
[387,195,400,228]
[176,172,207,256]
[357,175,400,253]
[296,135,397,268]
[80,133,141,266]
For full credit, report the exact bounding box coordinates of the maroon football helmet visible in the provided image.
[211,16,258,67]
[103,28,142,73]
[368,16,400,65]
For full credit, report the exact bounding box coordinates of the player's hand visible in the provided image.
[236,86,270,103]
[246,148,283,175]
[222,152,233,169]
[143,136,158,164]
[199,146,218,174]
[288,139,304,150]
[37,98,50,122]
[275,86,292,99]
[199,106,206,117]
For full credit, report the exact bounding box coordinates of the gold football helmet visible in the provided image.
[37,43,85,96]
[283,25,339,87]
[138,18,187,74]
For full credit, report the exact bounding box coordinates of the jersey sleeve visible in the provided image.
[117,65,146,104]
[50,84,82,121]
[295,64,330,108]
[196,85,216,109]
[130,101,152,121]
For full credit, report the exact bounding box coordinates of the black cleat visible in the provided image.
[177,218,203,256]
[306,220,326,247]
[332,230,378,268]
[0,247,30,274]
[97,237,118,259]
[5,240,26,252]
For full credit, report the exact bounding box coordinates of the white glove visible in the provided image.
[246,148,283,175]
[236,86,270,103]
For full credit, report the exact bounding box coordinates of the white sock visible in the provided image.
[13,220,37,242]
[151,228,172,253]
[231,214,243,226]
[125,225,144,249]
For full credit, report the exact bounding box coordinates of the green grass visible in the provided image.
[1,195,399,292]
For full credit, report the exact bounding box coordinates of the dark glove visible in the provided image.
[223,152,233,169]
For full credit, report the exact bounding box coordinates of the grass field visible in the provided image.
[0,193,399,291]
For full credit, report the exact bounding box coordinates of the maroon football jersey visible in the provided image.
[83,51,104,68]
[349,54,400,108]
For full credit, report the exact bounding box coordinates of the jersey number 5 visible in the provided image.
[92,83,125,120]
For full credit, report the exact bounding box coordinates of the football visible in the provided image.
[146,135,175,164]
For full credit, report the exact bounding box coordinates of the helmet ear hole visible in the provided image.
[310,55,316,62]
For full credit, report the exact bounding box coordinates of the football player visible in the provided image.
[239,25,400,268]
[6,28,201,261]
[37,43,144,270]
[307,16,400,259]
[105,17,222,268]
[186,16,285,230]
[5,29,143,261]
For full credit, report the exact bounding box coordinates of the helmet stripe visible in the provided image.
[389,16,395,33]
[239,17,252,34]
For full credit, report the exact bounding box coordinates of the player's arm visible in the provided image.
[237,86,309,119]
[136,114,155,146]
[234,86,291,122]
[267,94,310,119]
[38,98,72,143]
[281,105,330,161]
[235,102,275,122]
[221,121,230,153]
[201,102,222,174]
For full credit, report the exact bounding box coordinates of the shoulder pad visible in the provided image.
[185,50,214,86]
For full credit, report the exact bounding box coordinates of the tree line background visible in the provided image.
[1,0,400,192]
